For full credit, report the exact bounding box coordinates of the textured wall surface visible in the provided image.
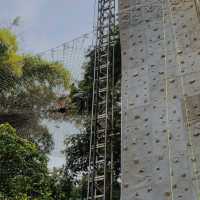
[119,0,200,199]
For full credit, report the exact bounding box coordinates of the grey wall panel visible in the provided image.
[119,0,200,199]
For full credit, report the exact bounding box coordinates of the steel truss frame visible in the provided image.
[87,0,116,199]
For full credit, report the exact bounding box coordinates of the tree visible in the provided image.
[64,29,121,199]
[0,28,23,80]
[0,123,52,200]
[49,168,73,200]
[64,128,90,176]
[0,28,71,153]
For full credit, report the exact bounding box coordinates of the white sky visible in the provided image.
[0,0,95,54]
[0,0,95,168]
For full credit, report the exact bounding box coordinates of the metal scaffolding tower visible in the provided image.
[87,0,116,199]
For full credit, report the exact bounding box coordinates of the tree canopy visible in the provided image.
[0,123,52,200]
[0,28,71,153]
[0,26,121,199]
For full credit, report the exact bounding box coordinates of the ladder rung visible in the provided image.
[91,143,105,150]
[99,64,107,70]
[98,100,106,105]
[96,159,105,164]
[95,194,104,199]
[99,88,107,93]
[95,77,107,82]
[93,103,106,107]
[97,129,106,134]
[100,54,108,58]
[99,76,107,81]
[110,132,120,136]
[95,175,104,181]
[97,143,105,149]
[101,41,109,46]
[88,194,104,199]
[98,114,106,119]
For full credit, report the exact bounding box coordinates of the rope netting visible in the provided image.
[38,32,95,81]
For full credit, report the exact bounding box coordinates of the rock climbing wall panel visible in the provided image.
[119,0,200,199]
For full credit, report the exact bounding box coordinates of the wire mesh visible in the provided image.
[38,32,95,81]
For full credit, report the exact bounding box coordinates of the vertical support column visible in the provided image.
[87,0,116,199]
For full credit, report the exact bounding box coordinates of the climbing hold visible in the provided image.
[164,192,171,197]
[193,132,200,137]
[189,80,196,84]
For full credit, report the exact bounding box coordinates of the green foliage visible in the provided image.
[22,56,71,89]
[0,26,121,199]
[0,123,52,200]
[0,28,18,53]
[64,130,90,176]
[49,168,74,200]
[0,28,23,77]
[65,29,121,198]
[0,28,71,153]
[0,28,82,200]
[0,27,71,95]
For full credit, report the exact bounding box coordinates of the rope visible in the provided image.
[38,32,94,81]
[167,0,200,197]
[162,0,174,199]
[37,32,93,56]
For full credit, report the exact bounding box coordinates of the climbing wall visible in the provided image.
[119,0,200,199]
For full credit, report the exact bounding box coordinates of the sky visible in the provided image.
[0,0,95,168]
[0,0,95,54]
[42,120,80,169]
